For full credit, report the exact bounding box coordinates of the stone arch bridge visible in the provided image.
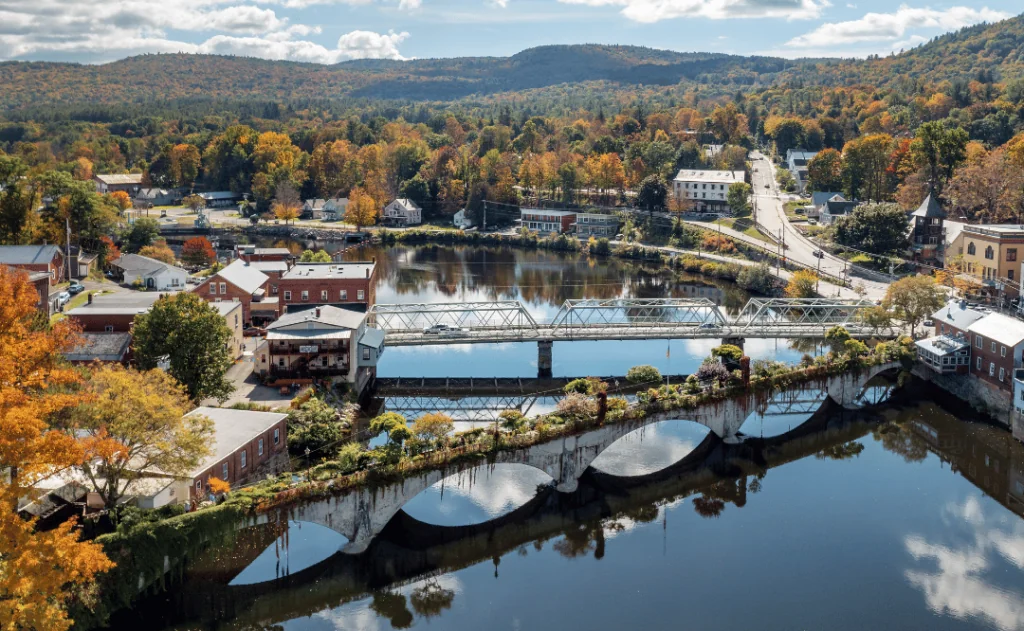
[246,362,900,554]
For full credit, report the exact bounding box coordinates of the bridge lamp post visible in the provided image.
[305,447,311,485]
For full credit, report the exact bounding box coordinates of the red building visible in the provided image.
[186,407,289,503]
[236,245,293,263]
[519,209,577,234]
[279,262,376,312]
[66,292,165,332]
[967,313,1024,393]
[192,259,279,325]
[0,245,65,287]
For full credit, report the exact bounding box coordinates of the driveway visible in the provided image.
[208,339,297,410]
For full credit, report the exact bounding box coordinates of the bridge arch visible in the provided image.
[590,419,713,477]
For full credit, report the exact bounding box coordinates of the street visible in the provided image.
[748,151,890,300]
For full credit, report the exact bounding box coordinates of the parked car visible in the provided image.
[764,184,771,189]
[923,319,934,328]
[243,326,267,337]
[813,250,825,259]
[808,219,818,225]
[56,291,71,306]
[698,322,720,330]
[67,282,85,294]
[423,323,468,337]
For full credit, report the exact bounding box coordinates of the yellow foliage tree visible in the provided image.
[0,267,113,630]
[273,201,300,225]
[108,190,132,211]
[138,239,176,265]
[344,187,379,231]
[75,364,213,508]
[208,477,231,495]
[785,269,819,298]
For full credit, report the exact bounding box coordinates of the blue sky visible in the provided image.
[0,0,1018,64]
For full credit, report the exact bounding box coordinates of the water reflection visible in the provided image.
[905,497,1024,631]
[402,465,554,527]
[230,521,348,586]
[590,421,711,476]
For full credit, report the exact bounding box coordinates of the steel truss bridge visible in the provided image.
[369,297,894,346]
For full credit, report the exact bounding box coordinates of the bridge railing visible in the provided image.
[368,301,540,333]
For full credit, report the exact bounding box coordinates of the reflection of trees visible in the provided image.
[410,581,456,619]
[693,476,749,518]
[788,338,824,354]
[817,441,865,460]
[553,521,607,560]
[370,590,414,629]
[873,422,928,463]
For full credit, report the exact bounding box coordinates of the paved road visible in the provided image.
[749,151,890,300]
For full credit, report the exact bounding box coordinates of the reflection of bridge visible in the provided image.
[138,391,900,629]
[245,362,900,555]
[371,298,896,376]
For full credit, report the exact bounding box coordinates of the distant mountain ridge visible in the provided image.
[1,15,1023,112]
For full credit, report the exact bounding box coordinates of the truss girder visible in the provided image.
[548,298,729,331]
[369,301,538,332]
[735,298,875,331]
[382,396,549,421]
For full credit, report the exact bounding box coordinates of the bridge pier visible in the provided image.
[722,336,745,351]
[538,340,553,378]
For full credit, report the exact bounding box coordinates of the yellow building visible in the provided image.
[949,225,1024,298]
[211,301,245,360]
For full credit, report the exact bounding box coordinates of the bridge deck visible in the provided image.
[375,374,691,396]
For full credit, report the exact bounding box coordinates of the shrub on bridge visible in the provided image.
[499,409,529,433]
[563,377,607,395]
[626,365,662,385]
[555,392,597,419]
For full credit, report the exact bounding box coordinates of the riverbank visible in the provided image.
[72,337,914,629]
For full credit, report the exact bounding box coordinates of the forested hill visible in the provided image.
[0,45,802,111]
[1,13,1023,113]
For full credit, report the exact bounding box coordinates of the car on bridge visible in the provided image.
[423,323,469,337]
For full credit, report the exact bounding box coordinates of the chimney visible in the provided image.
[365,268,369,278]
[960,299,966,310]
[87,293,93,304]
[315,307,321,318]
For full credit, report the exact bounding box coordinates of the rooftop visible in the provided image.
[520,209,578,217]
[215,260,269,295]
[64,332,132,362]
[968,313,1024,347]
[268,305,366,331]
[912,193,946,219]
[915,335,970,357]
[111,253,185,277]
[0,244,62,265]
[282,262,375,281]
[389,198,422,212]
[963,224,1024,238]
[672,169,745,184]
[94,174,143,185]
[932,300,986,330]
[237,246,292,256]
[67,291,169,316]
[198,191,239,200]
[247,261,290,273]
[210,301,242,317]
[185,407,288,478]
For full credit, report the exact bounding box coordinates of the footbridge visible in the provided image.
[249,362,901,554]
[370,298,896,376]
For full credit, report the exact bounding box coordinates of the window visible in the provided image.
[968,242,976,255]
[321,290,328,302]
[1000,367,1006,381]
[274,428,280,445]
[977,356,982,370]
[219,282,227,294]
[278,358,285,367]
[363,347,370,361]
[222,463,228,479]
[340,289,347,301]
[1009,249,1018,262]
[992,341,997,352]
[104,325,114,332]
[976,335,982,349]
[234,314,238,326]
[990,362,996,377]
[284,291,291,301]
[209,283,216,294]
[357,290,365,301]
[1002,346,1007,358]
[196,479,202,492]
[240,450,247,469]
[258,439,264,457]
[301,291,308,301]
[985,246,994,260]
[271,284,278,295]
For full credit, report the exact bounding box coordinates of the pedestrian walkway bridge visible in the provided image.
[369,298,893,346]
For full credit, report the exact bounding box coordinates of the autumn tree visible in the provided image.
[726,182,752,217]
[883,275,945,336]
[411,413,454,447]
[785,269,818,298]
[345,187,379,231]
[0,267,113,630]
[169,143,201,189]
[182,193,206,213]
[74,365,213,507]
[0,154,36,245]
[807,148,843,192]
[132,293,234,402]
[912,122,969,192]
[72,157,93,181]
[108,190,132,212]
[272,181,301,225]
[138,239,176,265]
[300,249,332,263]
[181,236,216,268]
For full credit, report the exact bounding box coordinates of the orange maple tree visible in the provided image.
[181,236,216,268]
[0,266,114,631]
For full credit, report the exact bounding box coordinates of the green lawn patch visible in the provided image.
[713,217,772,243]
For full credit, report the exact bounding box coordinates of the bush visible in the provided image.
[736,264,775,293]
[555,392,597,419]
[499,409,528,433]
[695,361,731,384]
[592,238,612,256]
[563,377,607,395]
[626,365,662,385]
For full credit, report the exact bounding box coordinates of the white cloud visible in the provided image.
[0,0,410,62]
[556,0,829,24]
[786,4,1010,49]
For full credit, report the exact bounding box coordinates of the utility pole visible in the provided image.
[482,201,488,232]
[65,217,71,284]
[816,253,822,294]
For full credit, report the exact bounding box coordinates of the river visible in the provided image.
[105,243,1024,631]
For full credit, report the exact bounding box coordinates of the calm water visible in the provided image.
[114,386,1024,631]
[109,243,1024,631]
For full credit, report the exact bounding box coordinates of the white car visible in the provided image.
[56,291,71,306]
[422,324,469,337]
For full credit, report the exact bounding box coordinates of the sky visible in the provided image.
[0,0,1018,65]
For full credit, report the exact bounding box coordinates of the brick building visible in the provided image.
[279,262,376,312]
[193,259,278,325]
[236,245,292,263]
[519,209,577,234]
[185,407,289,503]
[0,245,65,287]
[66,292,165,332]
[967,313,1024,393]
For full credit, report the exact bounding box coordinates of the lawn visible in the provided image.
[713,217,773,243]
[783,200,811,222]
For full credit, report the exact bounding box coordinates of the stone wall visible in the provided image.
[911,364,1013,428]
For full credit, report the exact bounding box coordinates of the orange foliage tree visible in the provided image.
[0,267,113,630]
[138,239,176,265]
[181,237,216,268]
[108,190,132,212]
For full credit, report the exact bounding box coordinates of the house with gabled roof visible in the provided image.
[192,259,278,325]
[110,254,187,291]
[383,198,422,226]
